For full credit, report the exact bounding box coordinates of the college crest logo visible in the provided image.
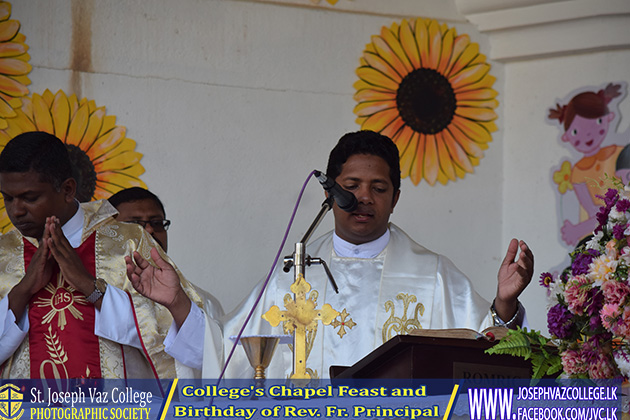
[0,384,24,420]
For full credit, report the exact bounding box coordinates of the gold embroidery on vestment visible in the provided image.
[382,293,424,343]
[41,325,68,378]
[34,274,86,330]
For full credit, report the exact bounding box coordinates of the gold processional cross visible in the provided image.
[263,273,344,380]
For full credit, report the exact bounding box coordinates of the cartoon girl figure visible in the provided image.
[548,83,624,246]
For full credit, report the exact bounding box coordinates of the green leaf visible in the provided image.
[485,330,533,359]
[486,327,562,379]
[546,357,563,376]
[530,353,549,379]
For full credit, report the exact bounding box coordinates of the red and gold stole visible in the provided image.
[24,233,102,379]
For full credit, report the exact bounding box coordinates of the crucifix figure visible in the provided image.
[262,273,340,380]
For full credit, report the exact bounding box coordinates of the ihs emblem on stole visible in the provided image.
[34,274,86,330]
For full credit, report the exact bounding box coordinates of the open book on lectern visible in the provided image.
[408,325,510,341]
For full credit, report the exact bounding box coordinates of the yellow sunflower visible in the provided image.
[0,89,146,233]
[354,18,498,186]
[0,1,31,129]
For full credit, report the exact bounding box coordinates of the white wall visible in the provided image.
[11,0,628,335]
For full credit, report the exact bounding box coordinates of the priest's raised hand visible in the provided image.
[494,239,534,326]
[125,248,191,328]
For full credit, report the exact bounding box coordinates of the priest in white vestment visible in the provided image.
[127,130,534,379]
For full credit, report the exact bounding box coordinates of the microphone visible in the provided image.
[314,170,358,212]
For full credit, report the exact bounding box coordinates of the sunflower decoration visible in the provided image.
[0,89,146,233]
[354,18,498,186]
[0,1,32,129]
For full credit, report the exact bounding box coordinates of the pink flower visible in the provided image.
[618,307,630,339]
[605,240,619,259]
[602,280,630,306]
[601,303,620,331]
[561,349,588,375]
[564,275,592,315]
[588,353,618,379]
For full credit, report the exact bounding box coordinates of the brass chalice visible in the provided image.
[236,335,290,380]
[240,336,278,380]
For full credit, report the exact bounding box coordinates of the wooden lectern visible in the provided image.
[330,334,533,380]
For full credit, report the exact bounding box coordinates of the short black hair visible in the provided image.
[108,187,166,216]
[0,131,73,190]
[326,130,401,194]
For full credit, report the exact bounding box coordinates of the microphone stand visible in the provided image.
[222,170,342,384]
[282,196,339,293]
[272,195,340,379]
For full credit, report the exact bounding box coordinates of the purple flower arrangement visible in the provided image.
[542,187,630,379]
